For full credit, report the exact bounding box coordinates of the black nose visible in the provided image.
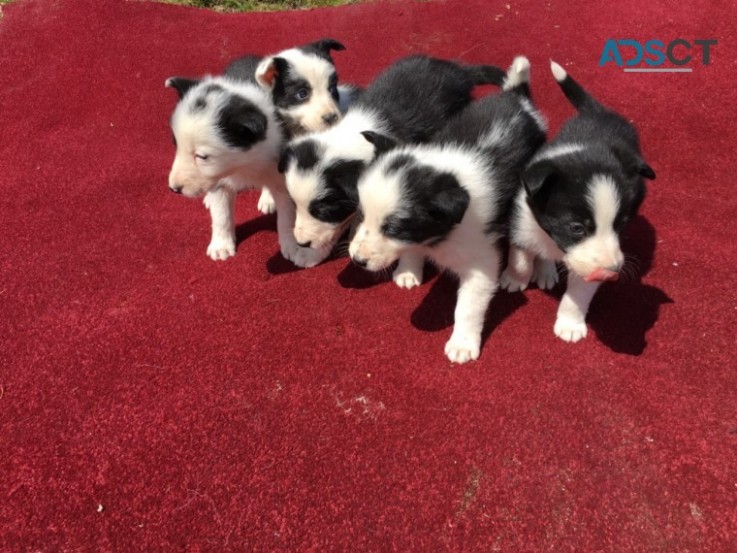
[170,185,183,194]
[297,240,312,248]
[322,113,339,125]
[352,256,368,268]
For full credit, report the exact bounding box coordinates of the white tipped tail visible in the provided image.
[503,56,531,90]
[550,60,567,83]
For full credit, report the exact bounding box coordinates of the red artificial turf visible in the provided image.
[1,0,736,549]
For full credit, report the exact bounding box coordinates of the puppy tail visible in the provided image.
[550,60,601,112]
[466,64,507,87]
[502,56,531,97]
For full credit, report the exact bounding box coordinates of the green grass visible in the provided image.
[159,0,357,11]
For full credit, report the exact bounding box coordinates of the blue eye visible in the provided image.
[296,88,310,100]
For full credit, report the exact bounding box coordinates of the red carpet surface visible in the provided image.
[1,0,736,549]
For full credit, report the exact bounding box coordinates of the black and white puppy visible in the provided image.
[165,39,349,262]
[349,57,546,363]
[500,61,656,342]
[278,55,506,268]
[226,39,349,215]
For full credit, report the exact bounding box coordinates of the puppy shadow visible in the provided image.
[410,272,528,339]
[337,260,440,290]
[540,215,672,355]
[235,213,276,246]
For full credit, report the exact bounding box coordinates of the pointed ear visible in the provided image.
[309,38,346,56]
[612,145,656,180]
[427,174,470,228]
[256,56,288,90]
[165,77,199,99]
[278,145,294,174]
[361,131,397,158]
[522,160,559,198]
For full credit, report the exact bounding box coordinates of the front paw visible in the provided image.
[207,237,236,261]
[393,267,421,289]
[257,189,276,215]
[444,334,481,364]
[532,260,559,290]
[500,268,529,292]
[554,316,588,342]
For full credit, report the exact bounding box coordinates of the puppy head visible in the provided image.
[350,150,470,271]
[523,148,653,281]
[256,39,345,135]
[279,122,381,249]
[166,77,271,197]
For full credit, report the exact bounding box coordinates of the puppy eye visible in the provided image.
[569,222,586,236]
[195,153,209,161]
[295,88,310,101]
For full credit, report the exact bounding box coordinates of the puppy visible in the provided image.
[278,55,506,269]
[349,57,546,363]
[500,61,656,342]
[226,39,349,215]
[165,39,349,262]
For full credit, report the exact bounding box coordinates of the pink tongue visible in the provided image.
[586,268,619,282]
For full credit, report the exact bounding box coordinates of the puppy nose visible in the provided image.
[170,185,183,194]
[297,240,312,248]
[322,113,339,125]
[352,256,368,268]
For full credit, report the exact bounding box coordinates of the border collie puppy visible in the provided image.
[500,61,656,342]
[226,39,349,215]
[278,55,506,268]
[349,57,546,363]
[165,39,349,262]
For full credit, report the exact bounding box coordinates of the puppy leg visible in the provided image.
[500,246,535,292]
[554,272,601,342]
[532,258,559,290]
[203,187,236,261]
[393,251,424,289]
[445,249,501,364]
[257,188,276,215]
[270,187,331,268]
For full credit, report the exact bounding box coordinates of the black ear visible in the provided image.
[612,145,656,181]
[165,77,199,100]
[638,161,656,180]
[238,110,267,141]
[427,173,470,228]
[278,146,294,174]
[310,38,346,55]
[523,160,559,198]
[361,131,397,158]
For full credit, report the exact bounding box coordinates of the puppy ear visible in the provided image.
[427,174,470,229]
[612,145,656,181]
[361,131,397,158]
[165,77,199,99]
[278,146,295,174]
[235,110,268,144]
[523,160,559,198]
[309,38,346,55]
[256,56,288,90]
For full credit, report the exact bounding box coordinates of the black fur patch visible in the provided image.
[309,159,365,224]
[272,58,311,109]
[223,55,261,84]
[381,164,470,245]
[216,95,268,150]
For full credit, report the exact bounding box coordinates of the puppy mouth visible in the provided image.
[585,268,620,283]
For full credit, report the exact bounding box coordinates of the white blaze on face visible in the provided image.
[283,161,333,247]
[350,165,404,271]
[564,175,625,279]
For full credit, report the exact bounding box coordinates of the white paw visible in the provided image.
[532,260,559,290]
[207,238,236,261]
[393,268,421,289]
[444,335,481,364]
[281,241,330,268]
[554,316,588,342]
[500,268,529,292]
[257,189,276,215]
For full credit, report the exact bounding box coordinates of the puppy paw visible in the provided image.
[554,316,588,343]
[257,188,276,215]
[281,241,330,268]
[393,268,421,289]
[207,238,236,261]
[444,335,481,364]
[500,268,529,292]
[532,260,559,290]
